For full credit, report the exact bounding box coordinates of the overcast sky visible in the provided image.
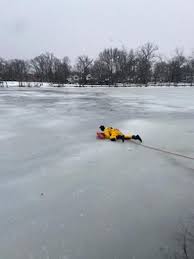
[0,0,194,62]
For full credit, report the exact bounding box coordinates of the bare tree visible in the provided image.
[98,48,114,85]
[93,48,128,85]
[53,57,71,84]
[113,48,128,85]
[98,48,116,85]
[31,52,56,82]
[136,42,158,85]
[126,49,137,84]
[75,55,93,85]
[0,58,5,78]
[153,55,169,84]
[31,53,71,84]
[0,45,194,87]
[185,54,194,86]
[91,59,108,85]
[6,59,29,86]
[0,59,7,87]
[31,54,47,82]
[168,49,186,85]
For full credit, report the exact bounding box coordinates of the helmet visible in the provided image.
[99,125,105,131]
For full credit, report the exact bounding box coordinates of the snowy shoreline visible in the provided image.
[0,81,194,88]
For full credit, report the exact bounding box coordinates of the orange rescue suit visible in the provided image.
[103,127,133,141]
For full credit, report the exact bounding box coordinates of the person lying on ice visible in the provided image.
[98,125,142,143]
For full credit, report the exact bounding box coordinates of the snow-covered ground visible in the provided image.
[0,87,194,259]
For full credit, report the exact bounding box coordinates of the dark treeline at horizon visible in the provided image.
[0,42,194,86]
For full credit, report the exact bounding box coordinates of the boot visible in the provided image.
[136,135,142,143]
[117,135,125,142]
[121,135,125,143]
[132,135,142,143]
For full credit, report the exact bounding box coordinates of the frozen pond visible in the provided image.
[0,87,194,259]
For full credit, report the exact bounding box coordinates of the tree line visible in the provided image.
[0,42,194,86]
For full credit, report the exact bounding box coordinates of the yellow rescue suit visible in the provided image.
[104,127,133,141]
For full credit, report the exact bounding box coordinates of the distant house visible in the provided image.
[86,74,92,81]
[67,74,80,84]
[184,74,194,84]
[0,77,8,87]
[67,74,93,84]
[73,74,79,82]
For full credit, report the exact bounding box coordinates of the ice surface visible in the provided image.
[0,87,194,259]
